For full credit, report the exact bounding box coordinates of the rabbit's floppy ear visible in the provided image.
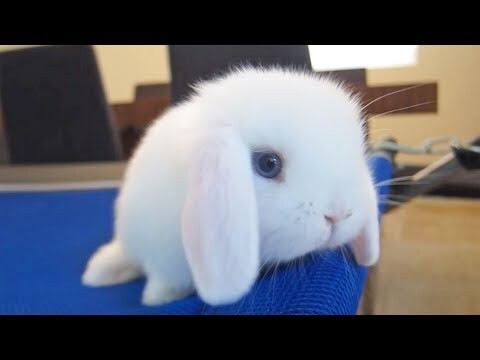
[181,127,260,306]
[350,210,380,267]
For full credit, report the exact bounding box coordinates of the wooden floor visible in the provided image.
[361,196,480,315]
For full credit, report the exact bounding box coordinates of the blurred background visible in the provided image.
[0,45,478,314]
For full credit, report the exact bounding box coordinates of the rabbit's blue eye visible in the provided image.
[253,152,282,179]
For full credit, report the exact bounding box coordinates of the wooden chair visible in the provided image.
[0,45,122,164]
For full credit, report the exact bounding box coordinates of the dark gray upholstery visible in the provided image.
[0,45,121,164]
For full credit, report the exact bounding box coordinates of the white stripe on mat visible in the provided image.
[0,180,121,193]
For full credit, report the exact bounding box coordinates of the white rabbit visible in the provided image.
[82,67,379,306]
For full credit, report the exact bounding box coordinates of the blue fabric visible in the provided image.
[0,153,393,315]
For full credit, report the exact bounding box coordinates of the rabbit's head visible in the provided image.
[181,67,379,305]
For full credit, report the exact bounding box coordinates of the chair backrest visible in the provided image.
[0,45,122,164]
[168,45,312,104]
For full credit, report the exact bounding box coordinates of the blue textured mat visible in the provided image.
[0,154,392,315]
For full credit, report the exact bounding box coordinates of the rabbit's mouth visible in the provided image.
[322,223,335,246]
[324,226,348,250]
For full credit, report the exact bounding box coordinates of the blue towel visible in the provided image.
[0,153,393,315]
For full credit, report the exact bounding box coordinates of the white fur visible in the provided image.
[82,67,380,306]
[181,127,259,305]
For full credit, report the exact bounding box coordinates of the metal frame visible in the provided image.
[384,136,480,214]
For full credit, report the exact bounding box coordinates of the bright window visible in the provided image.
[308,45,419,71]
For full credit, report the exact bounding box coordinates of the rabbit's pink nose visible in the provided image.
[324,210,353,224]
[324,215,337,224]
